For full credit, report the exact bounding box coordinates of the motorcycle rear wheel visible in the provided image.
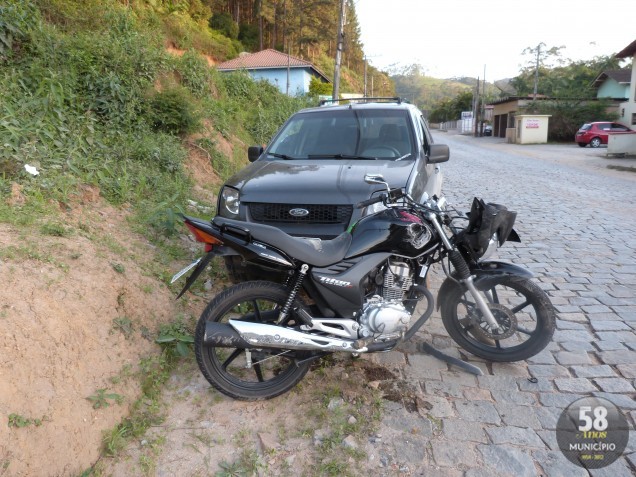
[440,275,556,362]
[194,281,311,400]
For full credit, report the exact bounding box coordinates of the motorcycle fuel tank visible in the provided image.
[345,207,434,259]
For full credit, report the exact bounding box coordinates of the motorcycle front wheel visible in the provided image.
[440,275,556,362]
[194,281,311,400]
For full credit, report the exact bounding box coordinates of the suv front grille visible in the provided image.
[249,203,353,224]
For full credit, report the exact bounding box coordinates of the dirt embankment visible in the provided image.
[0,199,180,477]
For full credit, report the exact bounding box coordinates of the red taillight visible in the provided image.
[185,222,223,247]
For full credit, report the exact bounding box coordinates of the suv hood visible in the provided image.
[228,160,415,204]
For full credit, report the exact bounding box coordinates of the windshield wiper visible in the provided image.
[267,152,298,160]
[307,154,378,160]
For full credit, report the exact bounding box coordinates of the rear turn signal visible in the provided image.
[185,222,223,248]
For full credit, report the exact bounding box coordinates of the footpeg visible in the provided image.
[293,307,314,326]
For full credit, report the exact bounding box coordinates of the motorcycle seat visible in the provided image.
[213,217,352,267]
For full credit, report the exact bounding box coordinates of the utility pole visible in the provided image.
[286,41,290,96]
[332,0,346,100]
[363,57,367,98]
[533,43,541,99]
[481,64,486,135]
[474,77,480,137]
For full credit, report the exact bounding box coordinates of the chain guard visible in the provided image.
[469,303,517,340]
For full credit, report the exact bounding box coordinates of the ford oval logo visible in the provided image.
[289,208,309,217]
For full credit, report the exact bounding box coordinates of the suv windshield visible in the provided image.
[268,109,414,160]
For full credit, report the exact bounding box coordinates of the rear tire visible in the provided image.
[440,276,555,362]
[194,281,311,400]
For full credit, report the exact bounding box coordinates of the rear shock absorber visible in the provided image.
[278,264,309,324]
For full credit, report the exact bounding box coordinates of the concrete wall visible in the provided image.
[618,54,636,127]
[249,68,313,96]
[597,79,629,99]
[515,115,550,144]
[608,132,636,155]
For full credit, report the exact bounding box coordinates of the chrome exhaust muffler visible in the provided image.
[204,320,364,353]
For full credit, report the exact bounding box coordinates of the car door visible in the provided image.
[597,122,612,143]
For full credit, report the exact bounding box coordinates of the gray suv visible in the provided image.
[216,99,449,279]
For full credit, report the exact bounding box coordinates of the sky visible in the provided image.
[355,0,635,80]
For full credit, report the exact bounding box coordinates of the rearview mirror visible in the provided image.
[248,146,264,162]
[428,144,450,163]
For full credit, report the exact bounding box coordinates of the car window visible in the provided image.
[267,109,414,160]
[611,124,629,131]
[580,124,591,131]
[598,123,611,131]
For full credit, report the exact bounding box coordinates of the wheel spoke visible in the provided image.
[495,339,502,349]
[252,300,262,321]
[511,300,531,314]
[222,348,243,370]
[254,363,264,382]
[490,288,500,304]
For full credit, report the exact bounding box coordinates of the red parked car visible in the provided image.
[575,122,632,148]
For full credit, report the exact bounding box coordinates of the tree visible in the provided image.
[309,76,332,95]
[521,98,618,141]
[429,90,473,123]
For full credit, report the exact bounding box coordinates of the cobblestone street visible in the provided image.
[362,132,636,476]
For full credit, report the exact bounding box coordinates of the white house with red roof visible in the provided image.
[216,49,330,96]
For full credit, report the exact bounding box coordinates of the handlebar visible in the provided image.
[355,188,405,209]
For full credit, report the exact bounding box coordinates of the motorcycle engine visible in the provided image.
[359,260,413,338]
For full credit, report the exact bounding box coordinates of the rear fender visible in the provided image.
[436,261,533,310]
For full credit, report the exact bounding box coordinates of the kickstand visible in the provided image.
[417,342,484,376]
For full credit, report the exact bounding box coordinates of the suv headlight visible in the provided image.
[219,186,240,217]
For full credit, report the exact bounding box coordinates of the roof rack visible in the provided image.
[319,97,407,106]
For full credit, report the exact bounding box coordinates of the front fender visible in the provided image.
[436,261,533,310]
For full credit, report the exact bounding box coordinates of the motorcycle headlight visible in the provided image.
[219,186,240,217]
[480,233,498,261]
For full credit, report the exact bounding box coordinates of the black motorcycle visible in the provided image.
[172,174,556,400]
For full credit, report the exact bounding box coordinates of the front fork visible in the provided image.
[427,212,501,332]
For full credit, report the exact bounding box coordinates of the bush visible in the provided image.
[0,0,38,61]
[521,99,618,141]
[146,86,199,135]
[176,49,213,97]
[209,11,238,40]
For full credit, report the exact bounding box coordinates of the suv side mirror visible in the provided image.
[428,144,450,163]
[248,146,264,162]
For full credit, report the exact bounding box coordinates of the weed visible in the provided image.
[111,263,125,274]
[112,316,134,339]
[8,413,43,428]
[217,447,265,477]
[156,317,195,358]
[87,389,124,409]
[40,222,71,237]
[140,284,153,294]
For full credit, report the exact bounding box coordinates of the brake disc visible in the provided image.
[469,303,517,340]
